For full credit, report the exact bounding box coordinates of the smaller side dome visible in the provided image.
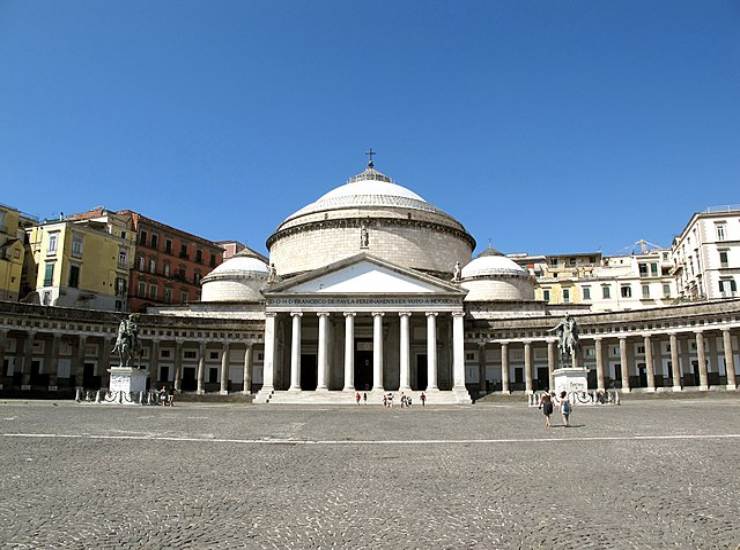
[201,249,268,302]
[461,247,534,302]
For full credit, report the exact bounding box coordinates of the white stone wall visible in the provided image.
[270,222,472,276]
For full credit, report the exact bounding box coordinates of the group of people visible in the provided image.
[158,386,174,407]
[381,391,427,408]
[538,391,572,429]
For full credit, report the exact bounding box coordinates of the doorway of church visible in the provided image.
[354,342,373,391]
[301,354,317,390]
[182,367,196,391]
[536,367,549,390]
[415,354,428,390]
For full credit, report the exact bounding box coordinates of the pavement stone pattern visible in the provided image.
[0,400,738,549]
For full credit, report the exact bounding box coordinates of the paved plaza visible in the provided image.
[0,399,739,549]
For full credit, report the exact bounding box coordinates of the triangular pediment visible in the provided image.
[265,254,464,295]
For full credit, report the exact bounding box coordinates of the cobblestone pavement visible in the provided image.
[0,399,738,549]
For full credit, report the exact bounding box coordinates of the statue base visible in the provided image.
[553,368,588,394]
[109,367,149,395]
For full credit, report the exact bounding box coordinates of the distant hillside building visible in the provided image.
[0,203,36,302]
[672,206,740,301]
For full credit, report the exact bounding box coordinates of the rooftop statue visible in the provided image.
[451,261,461,282]
[112,313,141,368]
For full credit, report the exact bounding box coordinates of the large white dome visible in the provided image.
[284,166,446,222]
[461,248,534,302]
[461,249,526,278]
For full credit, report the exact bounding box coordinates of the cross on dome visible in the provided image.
[365,147,376,168]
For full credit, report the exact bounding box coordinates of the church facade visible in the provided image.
[0,162,739,402]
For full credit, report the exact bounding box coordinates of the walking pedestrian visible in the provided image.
[420,392,426,407]
[539,392,554,429]
[383,394,388,408]
[559,391,572,427]
[355,392,361,405]
[362,392,367,404]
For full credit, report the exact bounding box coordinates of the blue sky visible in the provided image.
[1,1,738,256]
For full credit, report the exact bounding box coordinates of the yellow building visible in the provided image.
[23,210,135,311]
[0,203,36,301]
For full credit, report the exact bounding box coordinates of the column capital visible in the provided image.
[317,312,331,318]
[290,311,303,318]
[593,336,604,342]
[199,341,206,352]
[721,327,732,334]
[641,333,652,340]
[693,329,705,336]
[618,335,628,341]
[265,312,278,318]
[546,338,557,345]
[398,311,412,318]
[245,341,254,350]
[175,338,185,345]
[477,339,486,349]
[371,311,385,318]
[223,341,231,349]
[451,311,466,318]
[343,312,356,318]
[425,312,439,318]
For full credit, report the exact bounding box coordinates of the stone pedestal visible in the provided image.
[108,367,149,395]
[553,368,588,395]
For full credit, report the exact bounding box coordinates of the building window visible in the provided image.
[719,278,737,296]
[210,254,216,267]
[149,285,157,300]
[716,224,726,241]
[138,281,146,297]
[181,291,188,304]
[602,285,611,299]
[118,249,128,268]
[719,250,729,268]
[151,234,158,249]
[139,230,147,245]
[115,277,126,296]
[149,259,156,274]
[178,267,186,281]
[543,289,550,302]
[196,249,203,264]
[663,283,671,297]
[639,263,648,277]
[550,258,558,266]
[43,263,54,287]
[138,256,145,271]
[164,263,171,277]
[180,244,188,259]
[650,263,658,276]
[115,300,123,311]
[194,271,201,285]
[621,285,632,298]
[582,286,591,300]
[68,265,80,288]
[47,233,59,254]
[562,288,570,303]
[164,287,172,304]
[165,239,172,254]
[71,234,83,258]
[641,284,650,299]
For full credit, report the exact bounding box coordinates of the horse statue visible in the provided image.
[547,314,579,366]
[112,313,141,368]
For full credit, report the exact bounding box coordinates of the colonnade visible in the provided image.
[479,327,738,394]
[262,310,467,394]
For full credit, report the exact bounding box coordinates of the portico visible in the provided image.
[254,254,472,404]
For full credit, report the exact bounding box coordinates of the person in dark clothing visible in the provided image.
[539,393,554,429]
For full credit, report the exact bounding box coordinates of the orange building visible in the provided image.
[118,211,224,312]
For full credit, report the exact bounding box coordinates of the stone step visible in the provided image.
[262,389,471,405]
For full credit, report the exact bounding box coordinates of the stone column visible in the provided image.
[594,337,605,392]
[149,339,160,386]
[196,341,206,395]
[501,342,510,394]
[48,334,61,390]
[74,334,87,389]
[289,312,302,391]
[452,312,466,389]
[478,340,487,395]
[316,312,330,391]
[644,334,655,392]
[220,341,230,395]
[619,336,630,392]
[21,330,36,389]
[547,339,556,391]
[399,312,411,391]
[343,313,355,391]
[99,336,113,388]
[0,330,7,379]
[426,312,438,391]
[372,312,384,391]
[242,343,253,394]
[695,331,708,390]
[524,341,533,395]
[174,339,183,392]
[722,328,737,390]
[571,344,579,369]
[669,333,682,392]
